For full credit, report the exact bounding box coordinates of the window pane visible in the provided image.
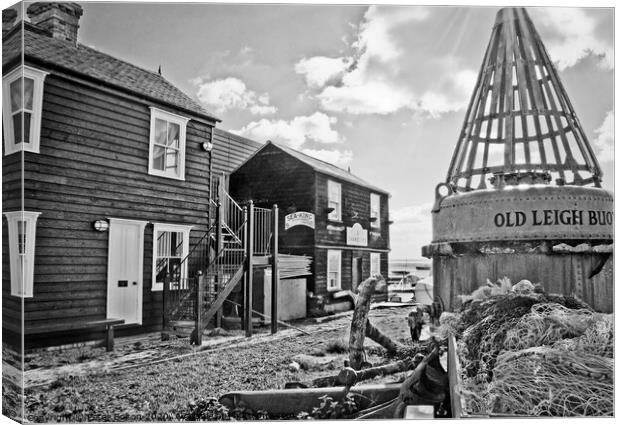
[17,220,26,254]
[165,150,178,172]
[171,232,184,256]
[152,145,165,170]
[10,78,22,112]
[24,77,34,110]
[12,113,22,144]
[167,123,180,148]
[155,118,167,145]
[24,112,32,144]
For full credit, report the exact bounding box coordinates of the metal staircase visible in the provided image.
[162,175,275,343]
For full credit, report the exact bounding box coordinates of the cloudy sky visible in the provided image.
[68,1,614,260]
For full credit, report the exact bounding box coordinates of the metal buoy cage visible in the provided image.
[422,8,613,313]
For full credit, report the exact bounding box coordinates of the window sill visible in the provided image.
[148,170,186,181]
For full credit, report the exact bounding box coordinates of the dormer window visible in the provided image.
[2,66,48,155]
[148,107,189,180]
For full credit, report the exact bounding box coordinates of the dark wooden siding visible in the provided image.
[2,149,23,336]
[5,71,214,346]
[314,173,390,251]
[314,248,387,302]
[211,128,262,180]
[230,143,316,250]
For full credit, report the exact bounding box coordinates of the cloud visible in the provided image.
[300,148,353,166]
[530,8,613,70]
[232,112,342,149]
[195,77,277,115]
[592,110,614,162]
[392,202,433,224]
[295,56,352,89]
[390,201,434,260]
[295,5,475,117]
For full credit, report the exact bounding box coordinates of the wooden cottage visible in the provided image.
[1,3,260,349]
[230,142,391,314]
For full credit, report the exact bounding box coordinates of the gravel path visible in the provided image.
[16,306,414,422]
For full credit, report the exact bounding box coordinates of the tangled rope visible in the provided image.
[440,278,614,417]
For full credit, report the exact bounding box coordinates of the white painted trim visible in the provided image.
[151,222,193,292]
[370,193,381,229]
[147,107,188,180]
[327,180,342,222]
[4,211,41,298]
[370,252,381,277]
[106,218,147,325]
[316,245,390,253]
[326,249,342,292]
[2,66,48,155]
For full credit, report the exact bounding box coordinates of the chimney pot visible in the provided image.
[2,8,17,36]
[27,2,83,44]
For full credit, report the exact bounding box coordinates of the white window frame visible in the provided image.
[2,66,48,155]
[327,249,342,291]
[148,107,189,180]
[327,180,342,222]
[151,223,192,291]
[370,252,381,277]
[4,211,41,298]
[370,193,381,229]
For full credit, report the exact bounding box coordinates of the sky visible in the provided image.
[16,0,615,260]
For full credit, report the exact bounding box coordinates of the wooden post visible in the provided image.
[162,272,170,331]
[245,201,254,337]
[349,276,380,370]
[271,204,279,334]
[191,272,205,345]
[214,201,223,328]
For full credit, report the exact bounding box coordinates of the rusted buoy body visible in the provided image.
[423,8,614,313]
[423,185,613,312]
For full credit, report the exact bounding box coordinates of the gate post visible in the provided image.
[192,272,205,345]
[162,272,170,338]
[245,201,254,337]
[271,204,279,334]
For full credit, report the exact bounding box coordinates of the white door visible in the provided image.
[107,218,147,324]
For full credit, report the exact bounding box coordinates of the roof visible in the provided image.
[235,140,390,195]
[3,22,218,122]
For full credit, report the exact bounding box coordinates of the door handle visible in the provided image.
[132,281,138,286]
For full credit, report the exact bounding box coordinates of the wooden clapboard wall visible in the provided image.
[447,8,602,192]
[2,70,215,347]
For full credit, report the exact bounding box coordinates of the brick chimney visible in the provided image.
[2,8,17,36]
[27,2,83,44]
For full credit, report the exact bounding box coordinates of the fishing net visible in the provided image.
[502,303,608,352]
[442,279,614,417]
[487,348,613,416]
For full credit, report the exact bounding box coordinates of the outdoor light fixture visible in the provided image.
[325,207,335,214]
[93,220,109,232]
[202,141,213,152]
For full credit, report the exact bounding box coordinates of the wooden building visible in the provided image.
[1,3,260,349]
[230,142,391,313]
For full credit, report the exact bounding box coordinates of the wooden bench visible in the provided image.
[5,318,125,351]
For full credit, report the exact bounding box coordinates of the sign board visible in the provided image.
[346,223,368,246]
[285,212,315,230]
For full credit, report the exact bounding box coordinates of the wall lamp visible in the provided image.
[202,141,214,152]
[325,207,335,215]
[93,220,109,232]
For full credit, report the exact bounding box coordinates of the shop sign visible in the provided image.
[346,223,368,246]
[285,212,315,230]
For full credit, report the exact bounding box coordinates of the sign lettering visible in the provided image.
[284,212,315,230]
[494,209,613,227]
[346,223,368,246]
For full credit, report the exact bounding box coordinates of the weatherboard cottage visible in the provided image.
[2,3,260,349]
[230,141,391,313]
